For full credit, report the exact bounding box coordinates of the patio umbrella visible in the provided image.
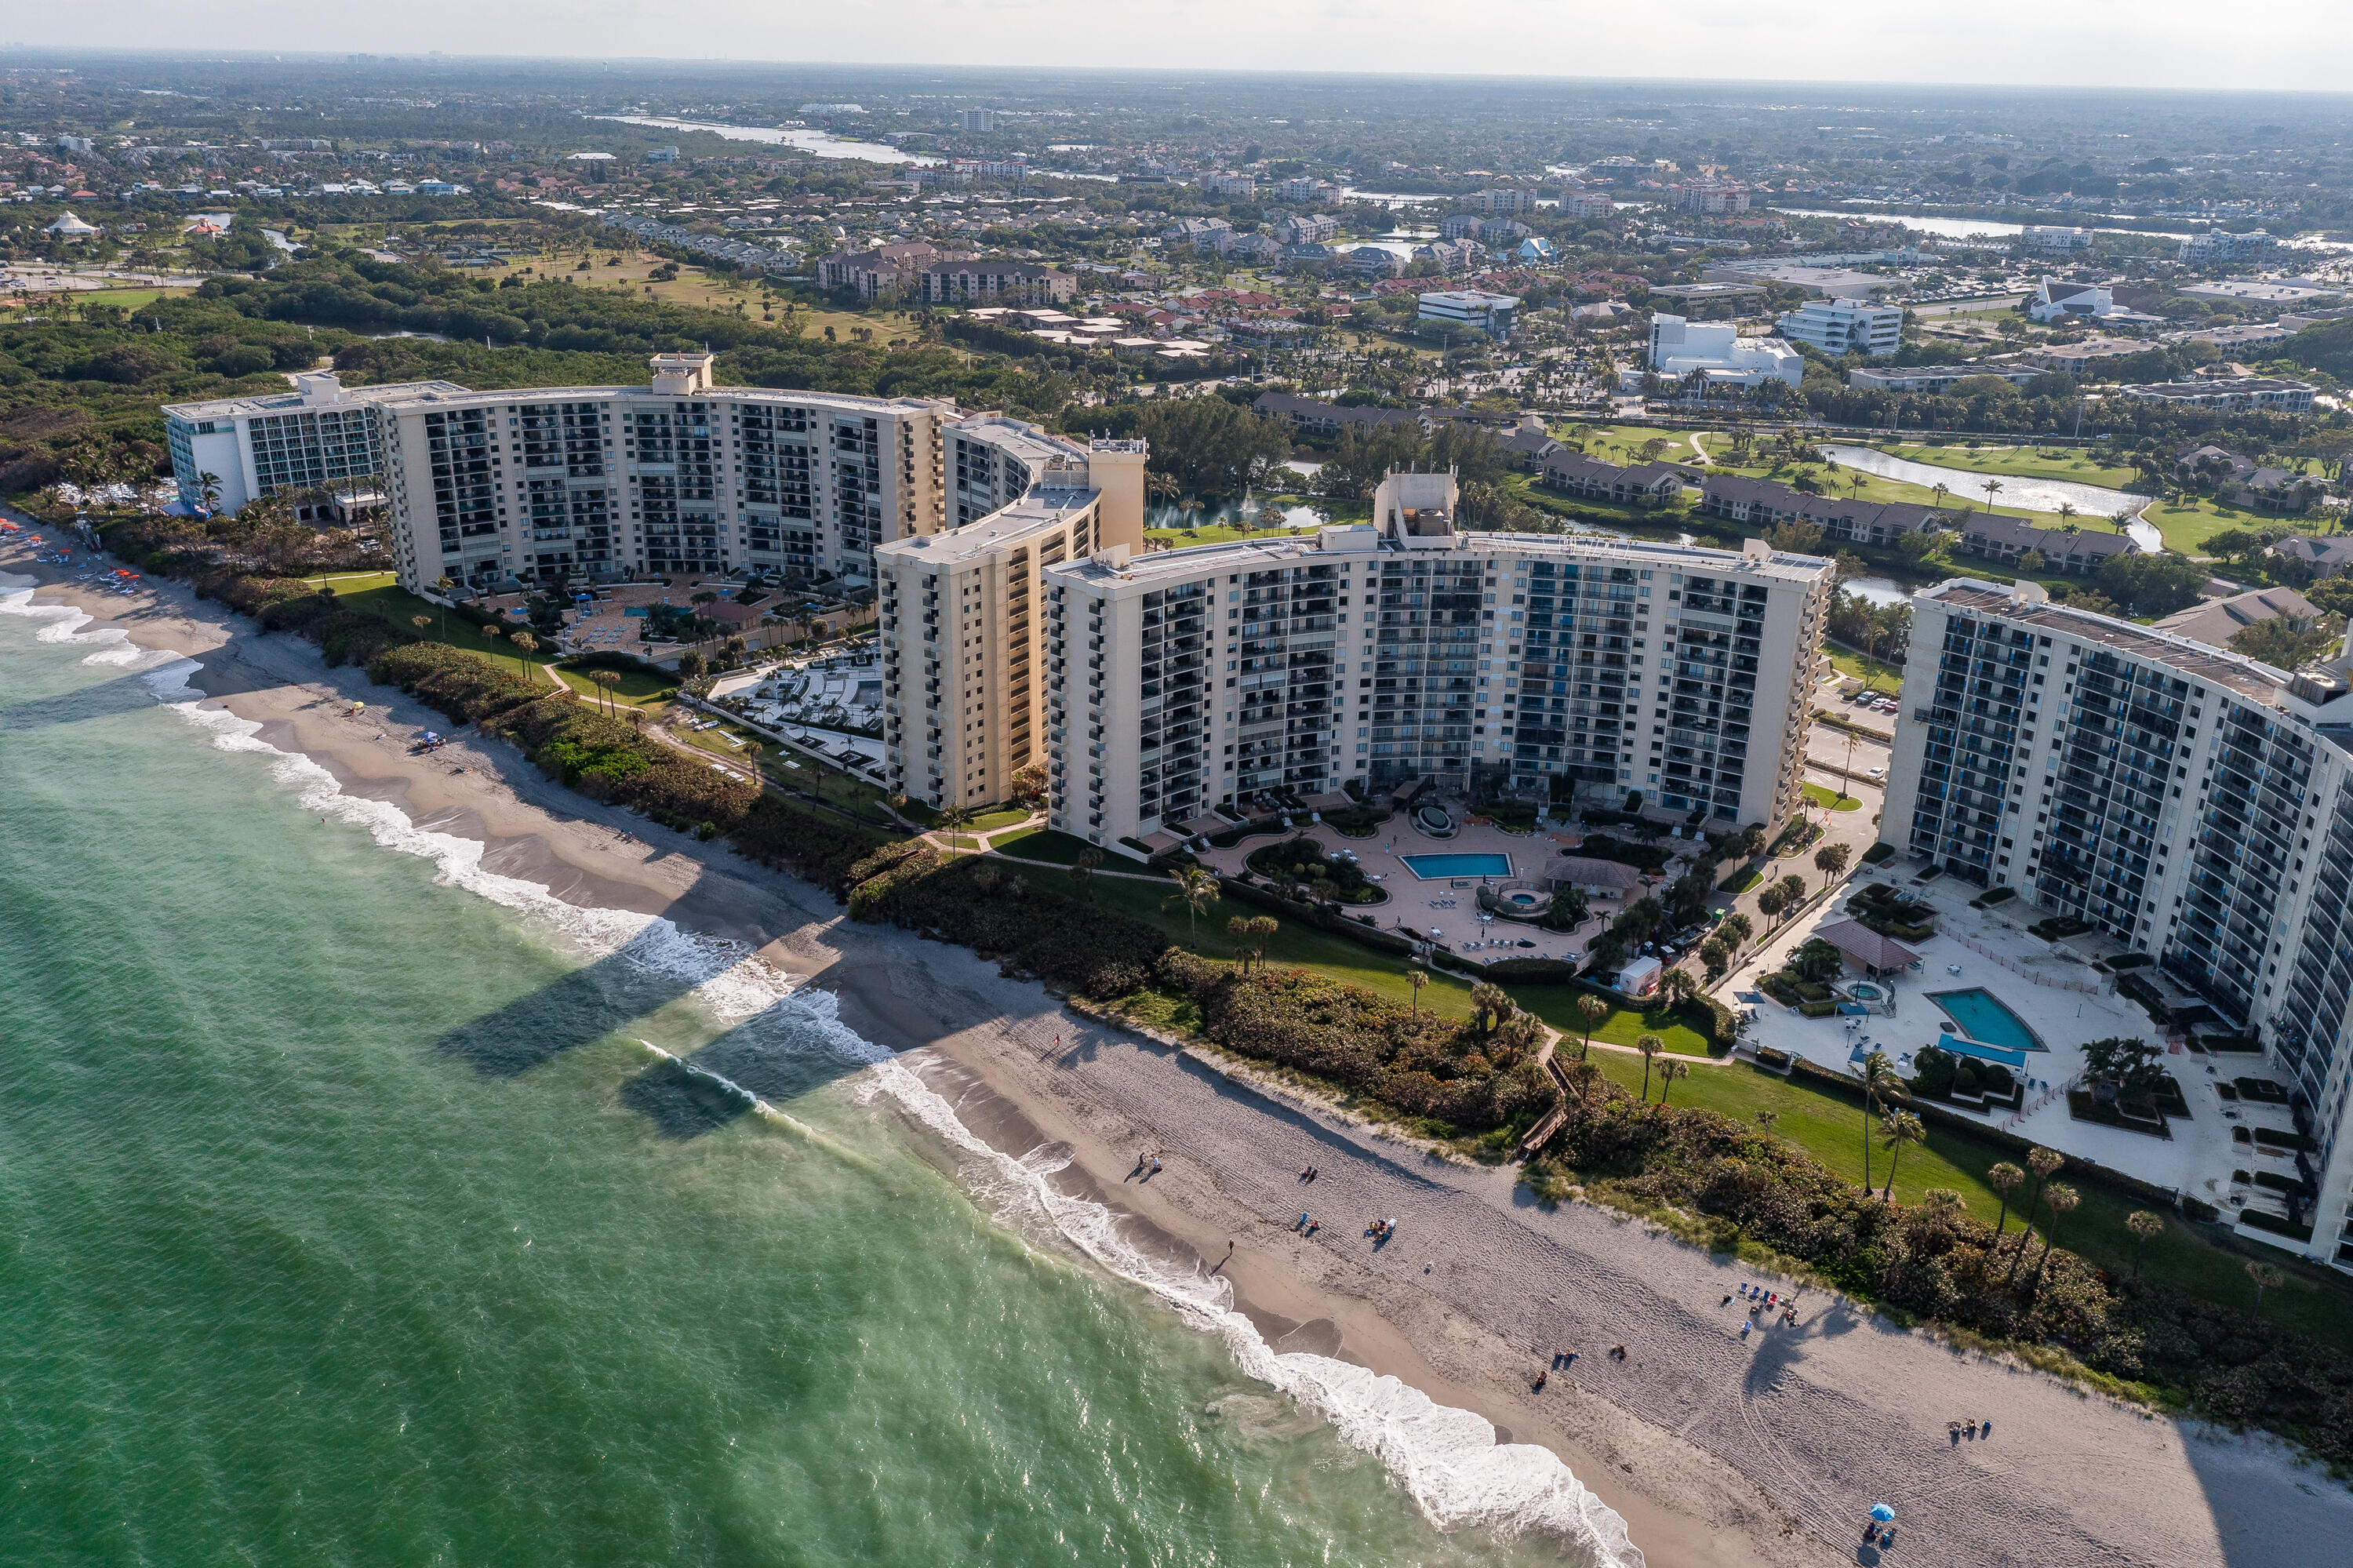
[1869,1504,1895,1523]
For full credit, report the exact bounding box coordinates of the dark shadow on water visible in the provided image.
[433,940,701,1079]
[0,670,176,733]
[432,930,884,1141]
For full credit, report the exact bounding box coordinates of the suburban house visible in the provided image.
[2152,586,2322,649]
[1539,451,1691,508]
[2271,535,2353,577]
[1951,515,2136,575]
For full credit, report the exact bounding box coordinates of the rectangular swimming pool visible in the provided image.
[1929,988,2044,1058]
[1399,853,1512,880]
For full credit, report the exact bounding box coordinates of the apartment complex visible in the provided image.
[163,372,465,515]
[1039,468,1832,848]
[1882,579,2353,1272]
[1777,298,1904,358]
[919,260,1074,306]
[872,435,1147,809]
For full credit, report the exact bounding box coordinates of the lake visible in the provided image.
[594,116,942,166]
[1821,445,2162,550]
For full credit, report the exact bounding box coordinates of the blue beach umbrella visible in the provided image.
[1870,1503,1896,1523]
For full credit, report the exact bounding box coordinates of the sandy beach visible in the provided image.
[8,529,2350,1567]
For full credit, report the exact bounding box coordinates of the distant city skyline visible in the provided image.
[5,5,2349,96]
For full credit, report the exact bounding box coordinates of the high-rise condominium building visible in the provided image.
[1883,578,2353,1273]
[163,372,466,515]
[871,432,1146,810]
[1038,468,1832,848]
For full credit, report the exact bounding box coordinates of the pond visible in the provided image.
[1840,577,1914,608]
[1148,499,1327,533]
[1822,445,2163,551]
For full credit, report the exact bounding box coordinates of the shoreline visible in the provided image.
[6,532,2350,1566]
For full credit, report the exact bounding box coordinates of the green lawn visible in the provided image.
[1147,523,1315,549]
[968,807,1035,831]
[1826,642,1906,686]
[991,827,1124,867]
[1802,782,1864,811]
[1582,1053,2353,1350]
[1718,460,2086,532]
[1524,995,1715,1057]
[1719,866,1763,894]
[551,664,674,710]
[1881,442,2140,490]
[2142,496,2329,555]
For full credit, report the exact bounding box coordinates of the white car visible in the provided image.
[1867,766,1886,780]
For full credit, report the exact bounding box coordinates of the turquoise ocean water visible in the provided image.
[0,573,1632,1567]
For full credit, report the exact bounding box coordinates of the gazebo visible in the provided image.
[1813,917,1921,977]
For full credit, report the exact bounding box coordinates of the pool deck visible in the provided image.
[1184,809,1714,970]
[1722,864,2286,1210]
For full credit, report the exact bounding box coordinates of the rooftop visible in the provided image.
[163,378,468,421]
[878,486,1100,564]
[1923,580,2285,706]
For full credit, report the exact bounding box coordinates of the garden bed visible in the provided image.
[2068,1088,2171,1138]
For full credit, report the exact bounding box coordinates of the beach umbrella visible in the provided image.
[1869,1504,1895,1523]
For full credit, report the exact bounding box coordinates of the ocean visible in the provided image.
[0,570,1631,1567]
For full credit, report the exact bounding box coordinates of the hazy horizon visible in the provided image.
[4,4,2349,96]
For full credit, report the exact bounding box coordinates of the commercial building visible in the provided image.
[873,435,1146,810]
[1417,289,1520,337]
[1881,579,2353,1274]
[1648,313,1805,389]
[333,354,1052,592]
[1777,297,1903,358]
[2027,278,2115,323]
[163,372,465,515]
[2016,226,2094,254]
[2179,229,2280,268]
[1039,468,1833,849]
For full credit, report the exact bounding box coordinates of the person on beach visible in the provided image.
[1531,1369,1547,1392]
[1740,1320,1751,1341]
[1297,1212,1309,1231]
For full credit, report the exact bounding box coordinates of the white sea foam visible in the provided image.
[2,564,1642,1566]
[853,1053,1645,1567]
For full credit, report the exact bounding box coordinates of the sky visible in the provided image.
[6,2,2351,95]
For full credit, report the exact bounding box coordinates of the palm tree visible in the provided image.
[1408,968,1428,1017]
[1070,849,1103,902]
[1164,866,1220,947]
[1856,1050,1900,1194]
[1929,480,1948,515]
[590,669,621,716]
[411,613,432,647]
[2007,1147,2064,1282]
[2057,500,2078,534]
[2024,1184,2079,1308]
[198,471,224,514]
[1878,1111,1926,1201]
[1980,477,2003,515]
[936,802,976,857]
[1815,842,1852,882]
[481,623,502,664]
[1636,1033,1664,1100]
[510,629,538,682]
[1470,981,1513,1037]
[2246,1260,2284,1318]
[1755,1109,1780,1138]
[1575,994,1609,1058]
[431,576,455,639]
[2125,1210,2165,1281]
[1565,1057,1602,1118]
[1657,966,1697,1009]
[1987,1161,2025,1238]
[1657,1059,1689,1106]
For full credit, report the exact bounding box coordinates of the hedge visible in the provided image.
[848,849,1166,999]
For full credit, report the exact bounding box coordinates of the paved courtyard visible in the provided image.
[1184,810,1723,967]
[1721,860,2298,1221]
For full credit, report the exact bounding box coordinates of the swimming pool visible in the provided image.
[1399,853,1511,880]
[1929,989,2045,1055]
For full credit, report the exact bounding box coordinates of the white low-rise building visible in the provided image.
[1648,313,1804,388]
